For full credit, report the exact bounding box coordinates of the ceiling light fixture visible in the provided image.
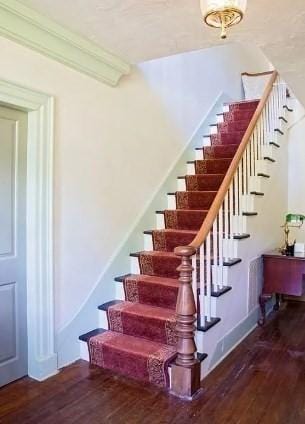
[200,0,247,39]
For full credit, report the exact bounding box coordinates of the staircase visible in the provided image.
[79,71,291,398]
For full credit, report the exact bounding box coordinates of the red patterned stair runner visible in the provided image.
[87,100,259,388]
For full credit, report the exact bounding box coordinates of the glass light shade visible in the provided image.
[200,0,247,39]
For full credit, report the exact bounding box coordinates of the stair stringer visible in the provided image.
[195,124,289,379]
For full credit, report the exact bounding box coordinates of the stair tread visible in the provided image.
[188,158,233,164]
[195,144,239,150]
[198,317,221,332]
[158,209,209,213]
[99,300,176,320]
[179,173,225,177]
[79,328,106,342]
[210,119,251,127]
[146,228,250,239]
[145,229,198,235]
[175,190,218,194]
[87,330,177,356]
[98,300,123,311]
[224,99,260,106]
[115,273,180,287]
[131,250,177,258]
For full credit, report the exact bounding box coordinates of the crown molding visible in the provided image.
[0,0,131,86]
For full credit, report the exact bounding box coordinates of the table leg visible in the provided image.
[273,293,281,311]
[258,293,273,326]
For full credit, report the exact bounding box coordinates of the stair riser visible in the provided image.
[152,231,196,252]
[196,149,204,160]
[219,121,250,134]
[202,136,212,147]
[217,111,256,124]
[210,125,217,135]
[177,178,186,191]
[225,111,256,123]
[210,122,250,135]
[186,175,224,191]
[156,213,165,230]
[195,160,232,174]
[223,103,259,114]
[168,193,217,210]
[210,134,244,146]
[249,176,262,193]
[187,162,195,175]
[130,256,140,274]
[203,146,238,160]
[79,340,90,361]
[161,210,209,231]
[176,192,216,210]
[257,160,270,176]
[167,194,176,210]
[196,148,238,161]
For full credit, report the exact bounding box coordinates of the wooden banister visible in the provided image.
[241,70,274,77]
[190,70,278,249]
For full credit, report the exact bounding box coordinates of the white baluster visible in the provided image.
[192,253,197,316]
[224,191,229,261]
[206,232,211,321]
[229,184,234,258]
[218,206,224,289]
[212,220,218,293]
[234,171,239,234]
[199,243,205,325]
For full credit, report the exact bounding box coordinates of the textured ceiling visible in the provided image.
[17,0,304,63]
[17,0,305,103]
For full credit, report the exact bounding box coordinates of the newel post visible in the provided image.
[171,245,201,400]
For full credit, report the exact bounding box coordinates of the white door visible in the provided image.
[0,106,28,387]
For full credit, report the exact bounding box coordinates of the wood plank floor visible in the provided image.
[1,301,305,424]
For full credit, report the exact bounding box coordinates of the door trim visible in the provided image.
[0,79,56,380]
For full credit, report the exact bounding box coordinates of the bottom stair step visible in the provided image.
[87,330,176,388]
[78,330,208,388]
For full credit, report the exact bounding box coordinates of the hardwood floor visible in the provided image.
[1,301,305,424]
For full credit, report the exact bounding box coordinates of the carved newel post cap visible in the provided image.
[174,245,196,257]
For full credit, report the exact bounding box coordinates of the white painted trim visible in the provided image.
[207,323,257,377]
[0,0,130,86]
[0,78,56,380]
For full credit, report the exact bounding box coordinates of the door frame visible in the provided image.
[0,79,57,380]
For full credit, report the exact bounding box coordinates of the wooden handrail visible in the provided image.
[241,71,274,77]
[190,70,278,249]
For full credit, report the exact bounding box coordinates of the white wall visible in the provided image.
[139,44,271,140]
[0,37,270,346]
[288,98,305,243]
